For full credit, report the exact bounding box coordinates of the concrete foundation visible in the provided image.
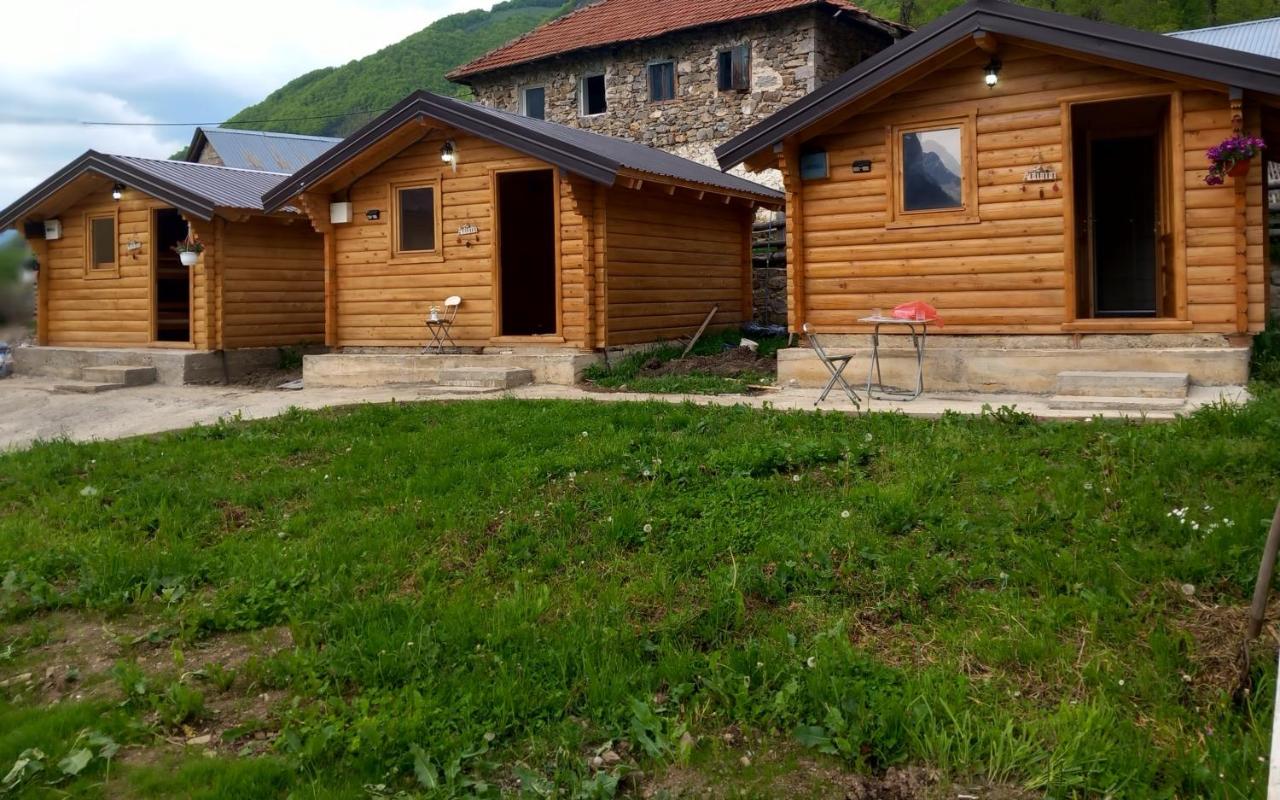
[13,345,322,385]
[304,350,602,388]
[780,334,1251,394]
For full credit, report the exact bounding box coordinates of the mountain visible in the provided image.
[222,0,573,139]
[225,0,1278,140]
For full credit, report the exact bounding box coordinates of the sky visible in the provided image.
[0,0,489,212]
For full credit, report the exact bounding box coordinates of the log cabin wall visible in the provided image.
[330,130,592,349]
[789,44,1268,335]
[29,190,212,348]
[219,216,325,348]
[603,185,753,346]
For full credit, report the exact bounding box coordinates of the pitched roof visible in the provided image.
[186,127,342,173]
[447,0,908,81]
[261,90,782,212]
[717,0,1280,169]
[1169,17,1280,61]
[0,152,291,231]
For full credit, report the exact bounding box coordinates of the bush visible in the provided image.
[1251,315,1280,384]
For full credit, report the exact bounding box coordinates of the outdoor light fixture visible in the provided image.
[440,139,456,164]
[111,183,125,201]
[984,57,1002,88]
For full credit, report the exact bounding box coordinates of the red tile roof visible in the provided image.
[448,0,908,80]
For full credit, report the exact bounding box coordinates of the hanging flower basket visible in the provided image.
[173,238,204,267]
[1204,134,1266,185]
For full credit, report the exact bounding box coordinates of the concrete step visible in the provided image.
[52,381,128,394]
[1047,394,1188,412]
[81,365,157,386]
[437,366,533,389]
[1054,370,1189,399]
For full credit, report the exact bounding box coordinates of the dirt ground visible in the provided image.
[642,346,775,379]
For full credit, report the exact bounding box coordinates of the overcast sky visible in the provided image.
[0,0,488,212]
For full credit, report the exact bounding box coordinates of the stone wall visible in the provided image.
[465,8,894,190]
[753,267,788,325]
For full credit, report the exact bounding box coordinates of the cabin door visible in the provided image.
[1071,96,1171,319]
[152,209,192,343]
[495,169,557,336]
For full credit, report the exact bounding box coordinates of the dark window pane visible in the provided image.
[90,216,114,267]
[523,87,545,120]
[901,127,964,211]
[648,62,674,102]
[399,187,436,252]
[582,74,606,115]
[717,51,733,91]
[732,44,750,90]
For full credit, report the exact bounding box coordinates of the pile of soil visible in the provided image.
[643,346,775,379]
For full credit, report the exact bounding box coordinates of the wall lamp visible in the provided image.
[984,57,1002,88]
[111,183,125,201]
[440,139,457,173]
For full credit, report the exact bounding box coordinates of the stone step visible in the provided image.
[437,366,533,389]
[52,381,128,394]
[1054,370,1188,399]
[81,365,157,386]
[1047,394,1187,412]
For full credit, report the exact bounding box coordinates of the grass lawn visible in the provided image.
[1,391,1279,797]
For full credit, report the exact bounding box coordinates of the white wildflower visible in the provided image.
[1083,481,1094,491]
[643,523,653,534]
[841,510,851,519]
[792,474,801,483]
[79,486,98,497]
[864,433,874,442]
[805,656,817,669]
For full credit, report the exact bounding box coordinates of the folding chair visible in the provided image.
[803,323,860,408]
[423,296,462,353]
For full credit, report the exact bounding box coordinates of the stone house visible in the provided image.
[447,0,907,185]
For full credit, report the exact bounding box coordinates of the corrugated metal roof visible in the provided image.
[448,0,907,80]
[110,155,289,211]
[264,91,782,211]
[190,127,342,173]
[1169,17,1280,60]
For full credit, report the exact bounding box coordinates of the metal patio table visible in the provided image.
[858,315,930,402]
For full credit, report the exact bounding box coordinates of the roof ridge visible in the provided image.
[448,0,608,78]
[203,126,343,142]
[106,153,291,177]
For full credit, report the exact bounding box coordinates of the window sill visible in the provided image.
[388,252,444,266]
[885,214,980,230]
[84,267,121,280]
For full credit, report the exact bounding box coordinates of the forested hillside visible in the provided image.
[224,0,1278,138]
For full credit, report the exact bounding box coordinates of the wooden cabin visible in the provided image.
[0,152,325,378]
[717,0,1280,392]
[261,91,782,356]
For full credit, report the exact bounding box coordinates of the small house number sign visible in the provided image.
[457,223,479,236]
[1024,165,1058,183]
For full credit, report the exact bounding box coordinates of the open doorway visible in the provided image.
[496,169,557,336]
[1070,96,1170,318]
[152,209,191,343]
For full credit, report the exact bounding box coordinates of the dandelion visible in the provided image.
[1118,679,1125,686]
[581,431,589,438]
[792,474,801,483]
[841,510,851,519]
[643,468,651,478]
[805,656,817,668]
[864,432,874,442]
[643,523,653,534]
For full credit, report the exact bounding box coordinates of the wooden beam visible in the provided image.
[1230,90,1247,333]
[28,236,49,345]
[972,31,999,55]
[779,140,806,334]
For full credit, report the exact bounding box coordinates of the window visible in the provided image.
[521,86,546,120]
[799,148,828,180]
[717,44,750,92]
[86,211,117,274]
[580,73,606,116]
[394,184,439,256]
[887,115,978,228]
[648,61,675,102]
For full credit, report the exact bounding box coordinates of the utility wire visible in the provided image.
[0,107,391,128]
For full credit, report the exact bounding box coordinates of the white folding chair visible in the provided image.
[424,295,462,353]
[803,323,860,408]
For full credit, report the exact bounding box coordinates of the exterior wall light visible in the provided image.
[440,140,456,164]
[984,58,1002,88]
[111,183,125,201]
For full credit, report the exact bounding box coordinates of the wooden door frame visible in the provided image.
[489,166,564,342]
[148,207,195,348]
[1060,88,1191,332]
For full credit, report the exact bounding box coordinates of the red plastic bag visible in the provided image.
[892,301,942,326]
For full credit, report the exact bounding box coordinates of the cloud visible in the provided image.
[0,0,487,209]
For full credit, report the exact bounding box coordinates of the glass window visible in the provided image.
[521,86,545,120]
[581,74,606,116]
[89,215,115,268]
[717,45,750,92]
[648,61,675,102]
[900,126,964,212]
[398,187,436,253]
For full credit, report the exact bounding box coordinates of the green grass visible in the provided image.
[2,393,1279,797]
[583,329,788,394]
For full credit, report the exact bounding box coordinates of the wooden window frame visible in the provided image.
[885,113,979,229]
[579,73,607,117]
[520,85,546,120]
[84,208,120,278]
[647,60,676,104]
[390,178,443,264]
[716,44,751,93]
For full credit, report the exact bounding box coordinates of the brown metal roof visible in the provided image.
[448,0,908,81]
[262,91,782,212]
[0,151,292,231]
[717,0,1280,170]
